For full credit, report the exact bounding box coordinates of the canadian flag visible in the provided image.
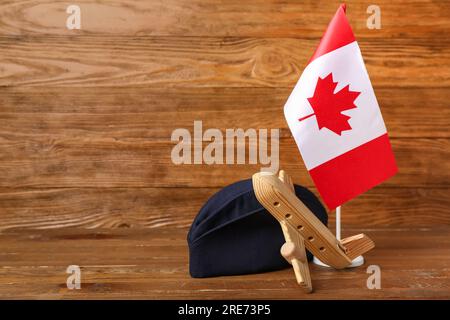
[284,4,398,209]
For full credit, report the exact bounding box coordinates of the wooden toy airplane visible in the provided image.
[252,170,375,293]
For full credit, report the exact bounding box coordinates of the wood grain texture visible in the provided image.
[280,221,312,292]
[0,0,449,299]
[0,36,448,87]
[0,227,448,299]
[0,187,448,231]
[0,0,448,38]
[0,137,447,188]
[341,234,375,261]
[1,87,449,138]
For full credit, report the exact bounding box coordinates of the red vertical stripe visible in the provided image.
[309,4,356,63]
[309,134,398,209]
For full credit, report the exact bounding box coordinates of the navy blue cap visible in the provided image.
[188,178,328,278]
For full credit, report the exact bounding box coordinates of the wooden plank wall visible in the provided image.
[0,0,449,231]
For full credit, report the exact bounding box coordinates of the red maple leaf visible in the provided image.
[299,73,361,135]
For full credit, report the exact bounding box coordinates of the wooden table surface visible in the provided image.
[0,0,449,299]
[0,226,448,299]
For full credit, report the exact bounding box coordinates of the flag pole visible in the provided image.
[313,204,365,267]
[336,206,341,240]
[337,205,365,267]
